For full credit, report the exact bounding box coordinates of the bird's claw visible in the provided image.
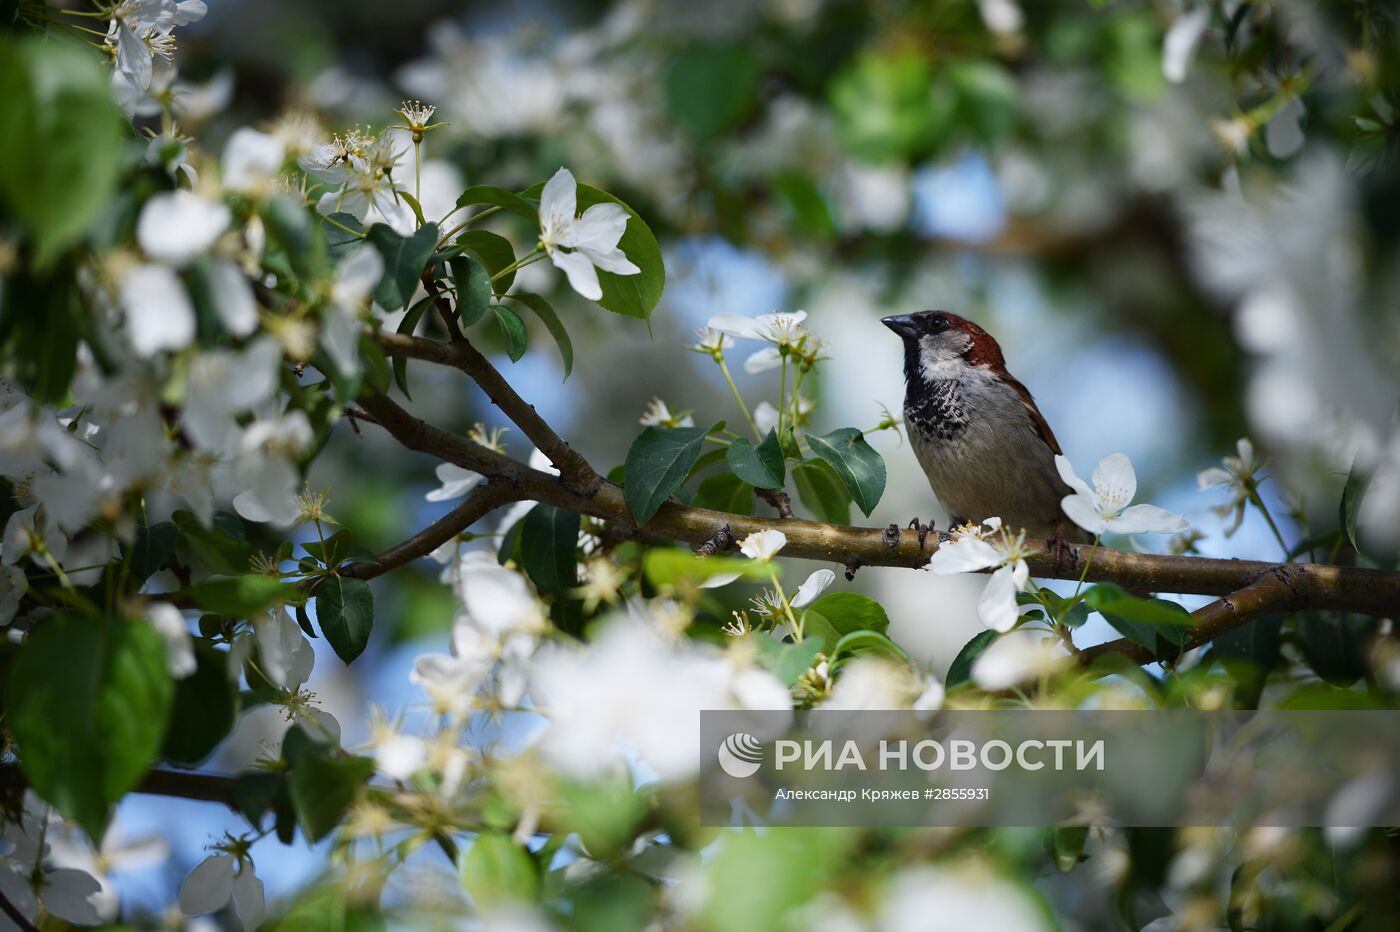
[1050,525,1075,572]
[906,517,935,550]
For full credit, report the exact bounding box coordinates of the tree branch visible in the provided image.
[370,328,600,495]
[341,481,523,581]
[353,390,1400,623]
[1078,569,1302,667]
[0,763,239,808]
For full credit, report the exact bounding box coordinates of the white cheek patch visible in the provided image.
[918,333,970,381]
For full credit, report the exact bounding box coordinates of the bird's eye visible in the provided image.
[927,316,947,333]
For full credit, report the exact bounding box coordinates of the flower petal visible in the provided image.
[1196,466,1232,490]
[1054,455,1093,499]
[121,264,195,358]
[231,865,265,929]
[1060,493,1109,535]
[739,529,787,561]
[790,569,836,608]
[1107,504,1190,535]
[179,854,234,916]
[977,566,1021,633]
[1091,453,1138,511]
[706,313,767,341]
[137,190,230,266]
[743,347,782,374]
[550,248,602,301]
[539,167,577,240]
[928,536,1001,575]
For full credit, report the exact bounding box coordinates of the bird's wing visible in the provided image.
[1004,376,1062,455]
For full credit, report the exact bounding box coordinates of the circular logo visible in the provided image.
[717,732,764,778]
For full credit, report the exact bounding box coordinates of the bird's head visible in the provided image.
[881,310,1005,383]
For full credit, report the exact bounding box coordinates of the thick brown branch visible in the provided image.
[353,392,1400,620]
[1078,570,1301,667]
[341,481,522,581]
[370,328,600,494]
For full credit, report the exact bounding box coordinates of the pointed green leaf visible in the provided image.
[189,576,298,616]
[6,615,173,840]
[493,305,528,362]
[947,629,997,689]
[520,503,580,594]
[623,425,712,525]
[449,254,491,326]
[457,229,517,295]
[726,429,786,489]
[290,750,374,842]
[366,221,438,310]
[792,459,851,524]
[455,184,539,220]
[802,592,890,653]
[806,428,885,517]
[508,292,573,378]
[316,575,375,664]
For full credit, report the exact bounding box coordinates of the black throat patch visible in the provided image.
[905,379,967,441]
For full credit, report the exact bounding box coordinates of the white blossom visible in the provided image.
[425,463,483,502]
[971,632,1070,691]
[231,412,314,526]
[119,264,195,358]
[537,167,640,301]
[222,128,285,195]
[147,602,195,679]
[929,519,1033,633]
[1196,438,1262,536]
[1056,453,1189,537]
[1162,6,1210,84]
[178,854,264,928]
[738,529,786,562]
[136,190,230,266]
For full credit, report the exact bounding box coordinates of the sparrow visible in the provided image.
[881,310,1088,546]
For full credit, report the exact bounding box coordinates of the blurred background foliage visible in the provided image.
[5,0,1400,928]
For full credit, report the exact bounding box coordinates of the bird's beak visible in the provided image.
[881,314,918,339]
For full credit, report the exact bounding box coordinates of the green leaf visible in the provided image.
[174,510,257,576]
[392,294,434,399]
[366,222,438,310]
[806,429,886,517]
[0,39,125,267]
[520,503,580,594]
[396,188,427,227]
[693,473,753,515]
[792,460,851,524]
[6,615,173,839]
[323,212,365,258]
[949,61,1020,143]
[460,833,540,908]
[829,630,907,666]
[189,576,298,616]
[726,429,786,489]
[264,196,323,275]
[754,637,824,686]
[316,575,375,664]
[1083,584,1194,626]
[643,549,776,587]
[521,181,665,320]
[126,521,177,583]
[946,630,997,689]
[801,592,890,653]
[623,425,712,525]
[664,42,761,140]
[163,644,238,766]
[457,229,517,296]
[508,292,573,378]
[289,750,374,842]
[493,305,528,362]
[1340,461,1370,556]
[455,184,539,220]
[449,254,492,327]
[1297,611,1376,686]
